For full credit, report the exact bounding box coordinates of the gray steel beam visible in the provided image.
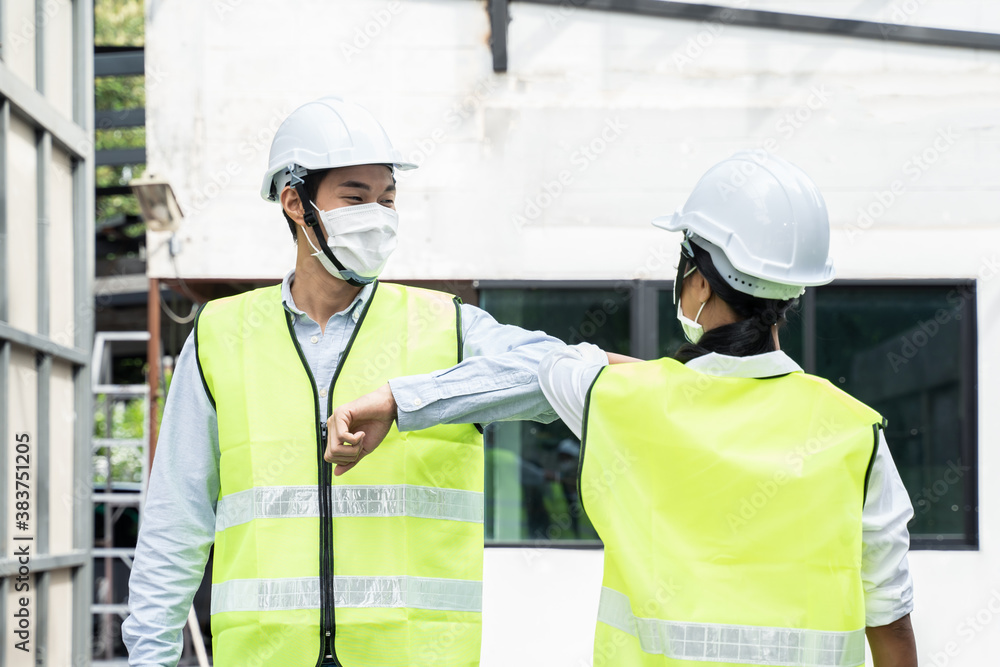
[0,99,8,324]
[95,147,146,166]
[0,65,90,159]
[0,95,7,645]
[629,281,659,361]
[72,5,95,663]
[0,341,8,636]
[35,0,46,94]
[72,328,95,658]
[75,2,96,131]
[35,572,48,665]
[513,0,1000,52]
[37,130,51,565]
[95,107,145,129]
[0,321,89,365]
[37,353,52,554]
[32,22,52,657]
[38,131,50,337]
[94,49,144,77]
[0,551,89,577]
[490,0,508,72]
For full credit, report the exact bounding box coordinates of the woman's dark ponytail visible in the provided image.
[674,241,797,364]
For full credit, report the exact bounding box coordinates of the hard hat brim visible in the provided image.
[650,214,835,289]
[651,212,683,232]
[261,159,417,202]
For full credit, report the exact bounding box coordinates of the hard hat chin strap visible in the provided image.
[289,172,366,288]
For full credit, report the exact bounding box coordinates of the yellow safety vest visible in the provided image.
[196,282,484,666]
[581,358,882,667]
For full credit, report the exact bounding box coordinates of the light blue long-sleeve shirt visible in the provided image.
[122,270,560,665]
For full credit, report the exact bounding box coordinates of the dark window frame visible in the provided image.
[476,279,979,551]
[800,280,979,551]
[478,280,637,545]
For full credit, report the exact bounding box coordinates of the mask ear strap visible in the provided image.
[290,172,320,229]
[289,171,365,287]
[694,300,708,325]
[673,238,698,305]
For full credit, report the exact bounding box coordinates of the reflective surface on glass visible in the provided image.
[480,288,630,542]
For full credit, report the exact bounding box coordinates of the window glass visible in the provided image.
[779,301,806,367]
[479,287,631,542]
[814,285,975,546]
[656,289,686,360]
[481,282,976,548]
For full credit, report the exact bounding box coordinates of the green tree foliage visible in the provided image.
[92,395,146,485]
[91,0,149,483]
[90,363,171,487]
[94,1,146,227]
[97,126,146,151]
[95,74,145,111]
[94,0,144,47]
[96,164,146,224]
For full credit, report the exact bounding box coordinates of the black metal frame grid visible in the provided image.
[94,46,145,173]
[477,279,980,551]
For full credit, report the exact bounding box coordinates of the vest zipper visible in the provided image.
[284,285,379,667]
[318,422,338,666]
[283,311,340,667]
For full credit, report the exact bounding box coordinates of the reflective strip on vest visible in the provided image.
[598,587,866,667]
[211,576,483,615]
[215,484,484,532]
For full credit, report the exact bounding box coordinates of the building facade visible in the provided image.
[145,0,1000,664]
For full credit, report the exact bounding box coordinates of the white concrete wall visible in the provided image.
[145,1,1000,664]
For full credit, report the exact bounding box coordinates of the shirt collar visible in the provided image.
[686,350,803,379]
[280,268,374,319]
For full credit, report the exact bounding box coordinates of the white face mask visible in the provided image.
[675,262,707,344]
[305,202,399,284]
[677,298,707,344]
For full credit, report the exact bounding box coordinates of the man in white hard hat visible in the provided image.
[122,97,562,667]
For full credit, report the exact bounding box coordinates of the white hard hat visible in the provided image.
[260,96,417,202]
[652,151,835,300]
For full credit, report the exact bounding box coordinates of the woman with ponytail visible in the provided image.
[671,236,797,364]
[540,152,917,667]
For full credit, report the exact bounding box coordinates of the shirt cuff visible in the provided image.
[389,365,536,431]
[389,373,444,431]
[865,561,914,627]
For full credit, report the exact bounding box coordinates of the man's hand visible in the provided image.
[325,383,398,476]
